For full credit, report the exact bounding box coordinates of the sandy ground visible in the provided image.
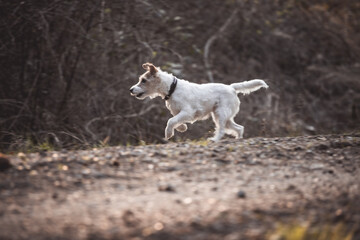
[1,133,360,240]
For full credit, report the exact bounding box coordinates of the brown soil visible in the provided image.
[1,134,360,240]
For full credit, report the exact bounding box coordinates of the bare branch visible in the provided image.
[84,104,159,141]
[203,8,238,82]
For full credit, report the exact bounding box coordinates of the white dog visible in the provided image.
[130,63,268,142]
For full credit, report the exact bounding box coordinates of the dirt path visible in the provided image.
[1,134,360,240]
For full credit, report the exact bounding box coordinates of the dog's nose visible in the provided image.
[129,87,134,93]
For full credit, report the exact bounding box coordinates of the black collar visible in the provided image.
[164,76,177,100]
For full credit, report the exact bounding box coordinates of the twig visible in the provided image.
[123,104,158,118]
[134,30,154,56]
[85,104,159,141]
[58,131,86,144]
[9,65,42,130]
[203,8,239,82]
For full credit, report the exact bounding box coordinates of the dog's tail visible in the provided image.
[230,79,268,95]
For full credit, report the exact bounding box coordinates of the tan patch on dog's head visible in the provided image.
[142,62,157,75]
[140,63,160,85]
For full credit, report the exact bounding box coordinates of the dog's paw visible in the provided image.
[176,124,188,133]
[165,128,174,140]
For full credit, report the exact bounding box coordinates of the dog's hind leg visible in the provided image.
[226,119,244,139]
[176,124,188,132]
[209,112,226,142]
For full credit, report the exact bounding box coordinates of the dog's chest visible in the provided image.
[165,100,181,116]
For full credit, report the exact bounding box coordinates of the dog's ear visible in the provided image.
[142,63,157,75]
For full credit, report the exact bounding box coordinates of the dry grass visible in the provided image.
[268,222,354,240]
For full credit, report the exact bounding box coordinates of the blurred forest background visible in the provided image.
[0,0,359,151]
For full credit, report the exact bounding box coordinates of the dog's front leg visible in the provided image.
[165,112,191,140]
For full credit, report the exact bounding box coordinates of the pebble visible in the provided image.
[105,153,112,160]
[215,158,231,164]
[158,183,176,192]
[309,163,325,170]
[286,184,296,191]
[17,152,26,158]
[112,160,120,167]
[315,144,329,151]
[237,190,246,198]
[183,197,193,204]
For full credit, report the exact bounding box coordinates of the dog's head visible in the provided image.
[130,63,161,100]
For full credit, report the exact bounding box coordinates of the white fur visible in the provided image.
[130,64,268,142]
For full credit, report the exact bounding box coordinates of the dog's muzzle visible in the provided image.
[130,87,145,98]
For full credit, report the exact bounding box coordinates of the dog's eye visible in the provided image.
[141,79,147,84]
